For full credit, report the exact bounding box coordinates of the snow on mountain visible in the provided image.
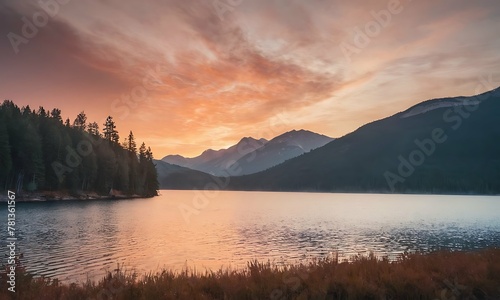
[162,137,267,175]
[229,129,334,175]
[161,130,334,176]
[401,97,481,118]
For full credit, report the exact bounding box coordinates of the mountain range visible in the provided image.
[229,130,334,175]
[161,130,333,176]
[162,137,267,175]
[156,87,500,194]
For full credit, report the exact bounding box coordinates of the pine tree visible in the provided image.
[123,132,139,195]
[73,111,87,131]
[103,116,119,143]
[127,131,137,154]
[50,108,62,123]
[144,146,159,197]
[87,122,101,137]
[138,142,147,163]
[21,105,32,116]
[37,106,47,118]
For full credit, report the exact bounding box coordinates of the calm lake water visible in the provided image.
[1,191,500,283]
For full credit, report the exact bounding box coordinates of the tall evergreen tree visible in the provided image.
[21,105,32,116]
[103,116,119,143]
[127,131,137,154]
[50,108,62,123]
[73,111,87,131]
[144,146,159,196]
[37,106,47,118]
[124,132,139,194]
[87,121,101,137]
[138,142,147,163]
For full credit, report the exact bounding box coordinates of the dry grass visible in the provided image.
[1,249,499,299]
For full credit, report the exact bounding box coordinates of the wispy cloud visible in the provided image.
[1,0,499,156]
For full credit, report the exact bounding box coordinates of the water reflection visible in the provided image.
[0,191,499,283]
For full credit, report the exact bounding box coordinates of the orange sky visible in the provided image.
[1,0,500,158]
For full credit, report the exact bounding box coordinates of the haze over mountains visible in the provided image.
[228,87,500,194]
[162,130,333,176]
[162,137,267,175]
[230,130,334,175]
[156,87,500,194]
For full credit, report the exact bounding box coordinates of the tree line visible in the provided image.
[0,100,159,197]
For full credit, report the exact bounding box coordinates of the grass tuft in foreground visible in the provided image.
[1,248,500,299]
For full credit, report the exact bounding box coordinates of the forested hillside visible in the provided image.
[228,88,500,194]
[0,100,158,197]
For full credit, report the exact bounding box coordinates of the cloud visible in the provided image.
[0,0,499,156]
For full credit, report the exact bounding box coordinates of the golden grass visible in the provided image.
[1,249,499,299]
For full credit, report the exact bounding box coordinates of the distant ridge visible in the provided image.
[227,86,500,194]
[229,129,334,175]
[156,87,500,194]
[161,130,333,176]
[162,137,267,176]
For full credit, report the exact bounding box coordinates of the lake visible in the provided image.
[1,191,500,283]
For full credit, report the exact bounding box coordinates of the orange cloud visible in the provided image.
[1,0,499,157]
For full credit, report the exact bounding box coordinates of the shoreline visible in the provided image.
[1,248,499,299]
[1,189,499,203]
[162,188,500,196]
[0,191,154,202]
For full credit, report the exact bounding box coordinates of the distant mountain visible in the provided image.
[154,159,216,189]
[228,87,500,194]
[229,129,334,175]
[162,137,267,176]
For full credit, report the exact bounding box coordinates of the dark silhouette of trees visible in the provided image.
[87,121,100,137]
[126,131,137,154]
[0,100,158,197]
[0,119,12,189]
[73,111,87,131]
[123,131,140,194]
[50,108,62,123]
[144,146,159,196]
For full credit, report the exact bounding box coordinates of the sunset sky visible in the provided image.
[1,0,499,158]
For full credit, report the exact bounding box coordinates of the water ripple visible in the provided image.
[1,192,499,283]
